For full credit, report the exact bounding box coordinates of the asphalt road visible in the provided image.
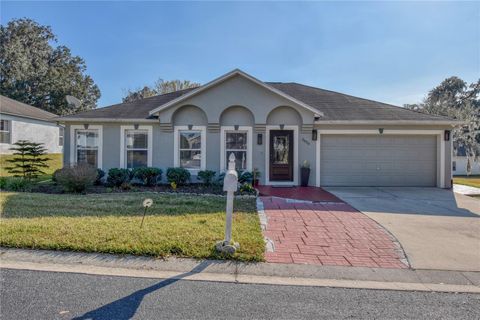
[1,268,479,320]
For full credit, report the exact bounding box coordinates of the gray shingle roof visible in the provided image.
[267,82,449,122]
[59,89,195,120]
[0,95,58,122]
[58,82,451,122]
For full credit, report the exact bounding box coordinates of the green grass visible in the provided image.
[0,153,63,180]
[453,176,480,188]
[0,192,264,261]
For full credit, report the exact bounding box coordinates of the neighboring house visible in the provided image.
[58,69,458,188]
[0,95,63,154]
[452,145,480,176]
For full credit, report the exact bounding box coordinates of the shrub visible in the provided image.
[132,167,162,186]
[107,168,131,187]
[0,177,33,192]
[166,167,190,186]
[95,169,106,185]
[240,183,255,193]
[197,170,216,185]
[52,169,61,183]
[238,170,253,184]
[55,164,97,193]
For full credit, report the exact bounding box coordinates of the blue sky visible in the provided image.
[2,1,479,107]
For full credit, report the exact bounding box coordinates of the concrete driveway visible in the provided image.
[324,187,480,272]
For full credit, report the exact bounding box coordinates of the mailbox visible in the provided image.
[223,170,238,192]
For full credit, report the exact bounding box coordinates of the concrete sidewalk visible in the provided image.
[1,248,479,293]
[454,184,480,196]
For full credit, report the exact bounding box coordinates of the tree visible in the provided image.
[0,18,100,115]
[123,79,200,103]
[405,77,480,170]
[5,140,50,179]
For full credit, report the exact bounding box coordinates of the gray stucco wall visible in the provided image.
[0,113,63,154]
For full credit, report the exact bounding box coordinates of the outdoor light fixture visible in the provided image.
[257,133,263,145]
[83,124,89,129]
[378,128,384,134]
[188,124,193,130]
[312,129,318,141]
[280,124,285,130]
[234,125,239,131]
[134,123,139,130]
[444,130,451,141]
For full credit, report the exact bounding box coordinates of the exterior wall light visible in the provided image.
[378,128,384,134]
[83,124,89,129]
[188,124,193,130]
[257,133,263,145]
[279,124,285,130]
[134,123,139,130]
[312,129,318,141]
[444,130,451,141]
[234,125,239,131]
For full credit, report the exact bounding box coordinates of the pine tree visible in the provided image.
[5,140,50,179]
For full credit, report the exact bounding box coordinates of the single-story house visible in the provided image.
[58,69,458,188]
[0,95,63,154]
[452,145,480,176]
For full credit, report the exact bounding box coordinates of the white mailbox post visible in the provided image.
[216,153,240,254]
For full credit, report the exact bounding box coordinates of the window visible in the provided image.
[179,131,202,169]
[0,120,11,144]
[125,130,148,168]
[75,129,99,167]
[452,161,456,171]
[59,127,64,146]
[225,131,248,170]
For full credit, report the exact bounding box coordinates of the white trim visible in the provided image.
[173,125,206,173]
[265,125,299,186]
[315,120,461,125]
[148,69,323,117]
[120,125,153,168]
[316,132,321,187]
[69,124,103,169]
[220,126,253,172]
[315,129,446,188]
[58,118,158,123]
[317,129,443,135]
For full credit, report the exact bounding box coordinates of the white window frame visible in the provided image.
[315,129,445,188]
[69,125,103,169]
[220,126,252,172]
[265,125,299,186]
[120,125,153,168]
[0,119,12,144]
[173,125,206,173]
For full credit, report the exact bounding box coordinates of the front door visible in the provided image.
[269,130,294,181]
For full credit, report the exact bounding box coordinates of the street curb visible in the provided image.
[1,248,479,293]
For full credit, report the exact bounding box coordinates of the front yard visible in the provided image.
[453,176,480,188]
[0,192,264,261]
[0,153,63,179]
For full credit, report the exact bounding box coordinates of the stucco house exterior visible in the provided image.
[0,95,63,154]
[58,69,458,188]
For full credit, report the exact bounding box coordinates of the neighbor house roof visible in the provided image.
[0,95,58,122]
[58,69,456,124]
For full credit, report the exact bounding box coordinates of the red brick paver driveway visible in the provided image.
[261,197,408,269]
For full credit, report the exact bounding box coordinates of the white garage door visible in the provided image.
[320,135,437,187]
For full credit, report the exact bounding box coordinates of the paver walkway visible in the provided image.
[261,197,408,268]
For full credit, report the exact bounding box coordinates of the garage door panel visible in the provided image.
[320,135,437,187]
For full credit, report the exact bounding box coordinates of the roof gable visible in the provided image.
[148,69,323,117]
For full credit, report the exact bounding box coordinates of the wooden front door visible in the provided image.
[269,130,294,181]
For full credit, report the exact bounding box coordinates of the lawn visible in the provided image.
[0,153,63,179]
[0,192,265,261]
[453,176,480,188]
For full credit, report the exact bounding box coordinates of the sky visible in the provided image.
[1,1,479,108]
